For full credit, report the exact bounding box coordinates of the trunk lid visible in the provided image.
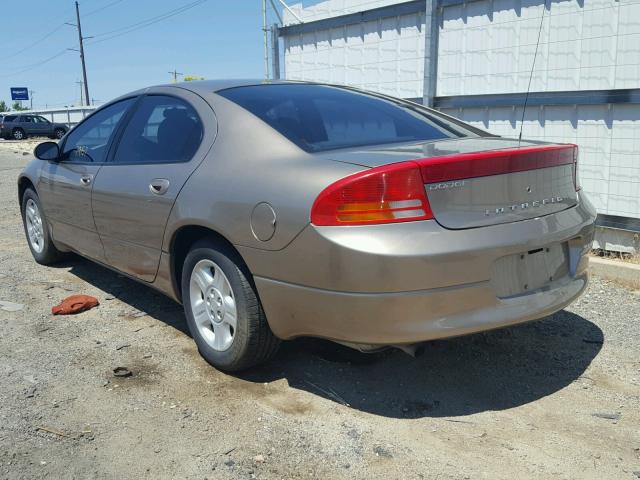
[324,137,579,229]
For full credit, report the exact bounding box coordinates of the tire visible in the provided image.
[181,239,280,371]
[21,188,64,265]
[54,128,65,139]
[12,128,25,140]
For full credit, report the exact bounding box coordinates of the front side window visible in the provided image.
[61,98,135,163]
[218,84,476,152]
[36,116,50,124]
[112,95,203,164]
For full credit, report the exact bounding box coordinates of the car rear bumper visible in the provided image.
[254,272,588,344]
[240,192,596,345]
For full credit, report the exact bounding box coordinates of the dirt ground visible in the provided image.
[1,141,639,480]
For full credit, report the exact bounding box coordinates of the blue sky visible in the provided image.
[0,0,281,109]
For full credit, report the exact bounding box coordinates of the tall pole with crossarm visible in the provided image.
[75,1,90,106]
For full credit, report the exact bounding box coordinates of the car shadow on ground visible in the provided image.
[61,257,189,335]
[62,257,603,419]
[245,310,603,418]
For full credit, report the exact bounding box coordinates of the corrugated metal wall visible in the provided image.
[283,1,426,98]
[438,0,640,96]
[285,0,403,22]
[282,0,640,220]
[440,104,639,218]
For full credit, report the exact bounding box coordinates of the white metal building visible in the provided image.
[279,0,640,250]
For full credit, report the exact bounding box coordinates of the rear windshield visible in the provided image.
[217,84,474,152]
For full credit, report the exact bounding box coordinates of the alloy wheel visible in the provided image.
[189,259,237,351]
[25,198,44,253]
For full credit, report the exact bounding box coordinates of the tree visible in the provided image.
[184,75,205,82]
[11,101,28,111]
[0,100,7,112]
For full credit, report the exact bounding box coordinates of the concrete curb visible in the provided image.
[589,256,640,290]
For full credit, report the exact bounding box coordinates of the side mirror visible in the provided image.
[34,142,60,161]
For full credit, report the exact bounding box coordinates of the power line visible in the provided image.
[0,0,125,63]
[0,50,70,78]
[86,0,207,45]
[84,0,125,17]
[0,24,68,62]
[0,0,207,80]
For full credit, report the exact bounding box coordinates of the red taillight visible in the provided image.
[311,162,433,226]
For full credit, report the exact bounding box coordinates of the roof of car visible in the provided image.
[170,79,310,94]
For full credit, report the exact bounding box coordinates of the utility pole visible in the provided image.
[168,70,183,83]
[29,90,34,110]
[66,2,90,106]
[75,2,90,106]
[262,0,269,80]
[264,1,301,81]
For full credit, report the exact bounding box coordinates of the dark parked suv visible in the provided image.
[0,114,67,140]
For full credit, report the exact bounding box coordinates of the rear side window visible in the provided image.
[218,84,470,152]
[2,115,17,122]
[112,95,203,164]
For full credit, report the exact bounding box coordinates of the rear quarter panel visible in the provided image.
[162,92,366,253]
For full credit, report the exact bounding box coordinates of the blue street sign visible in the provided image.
[10,87,29,101]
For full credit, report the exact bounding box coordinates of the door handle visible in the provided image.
[80,175,92,186]
[149,178,170,195]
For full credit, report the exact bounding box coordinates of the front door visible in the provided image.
[34,116,54,136]
[37,98,136,261]
[92,89,214,281]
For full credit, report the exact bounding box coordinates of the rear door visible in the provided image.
[91,87,216,281]
[19,116,37,135]
[37,98,136,261]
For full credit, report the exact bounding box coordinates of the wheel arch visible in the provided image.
[17,176,36,212]
[169,224,251,303]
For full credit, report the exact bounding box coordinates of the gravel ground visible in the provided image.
[1,144,639,479]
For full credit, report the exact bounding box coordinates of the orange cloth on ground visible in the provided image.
[51,295,99,315]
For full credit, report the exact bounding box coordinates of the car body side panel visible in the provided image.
[17,161,72,247]
[161,93,367,254]
[154,251,180,302]
[92,87,218,282]
[237,191,595,294]
[37,160,106,262]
